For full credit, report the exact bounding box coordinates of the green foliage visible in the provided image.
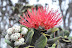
[59,30,70,37]
[12,4,34,16]
[35,34,47,48]
[47,37,60,45]
[25,46,34,48]
[51,27,59,33]
[31,29,41,45]
[25,29,34,45]
[5,39,14,47]
[6,25,72,48]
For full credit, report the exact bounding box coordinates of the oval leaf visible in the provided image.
[25,29,34,44]
[35,34,47,48]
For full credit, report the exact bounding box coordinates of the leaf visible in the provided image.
[52,43,56,47]
[59,38,71,43]
[35,34,47,48]
[25,46,34,48]
[30,29,41,45]
[59,30,70,37]
[25,29,34,45]
[51,27,59,32]
[47,37,60,44]
[5,39,13,47]
[46,28,59,35]
[48,47,55,48]
[5,39,11,45]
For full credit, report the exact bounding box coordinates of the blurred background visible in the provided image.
[0,0,72,48]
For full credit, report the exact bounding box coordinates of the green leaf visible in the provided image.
[46,28,59,35]
[51,27,59,32]
[52,43,56,47]
[25,46,34,48]
[64,30,70,36]
[59,30,70,37]
[5,39,13,46]
[5,39,11,45]
[25,29,34,44]
[30,29,41,45]
[35,34,47,48]
[47,37,60,44]
[48,47,55,48]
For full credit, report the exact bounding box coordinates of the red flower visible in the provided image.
[19,7,62,30]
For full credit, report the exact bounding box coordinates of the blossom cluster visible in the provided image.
[19,7,62,30]
[5,26,28,46]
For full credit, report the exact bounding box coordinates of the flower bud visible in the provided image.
[12,26,20,33]
[21,31,27,35]
[14,26,20,29]
[14,40,24,46]
[15,33,20,38]
[19,38,24,43]
[7,28,13,35]
[14,41,21,46]
[10,34,18,41]
[22,27,28,32]
[21,27,28,35]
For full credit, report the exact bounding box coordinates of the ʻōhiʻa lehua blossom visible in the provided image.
[19,7,62,30]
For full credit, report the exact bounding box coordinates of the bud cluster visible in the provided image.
[5,25,28,46]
